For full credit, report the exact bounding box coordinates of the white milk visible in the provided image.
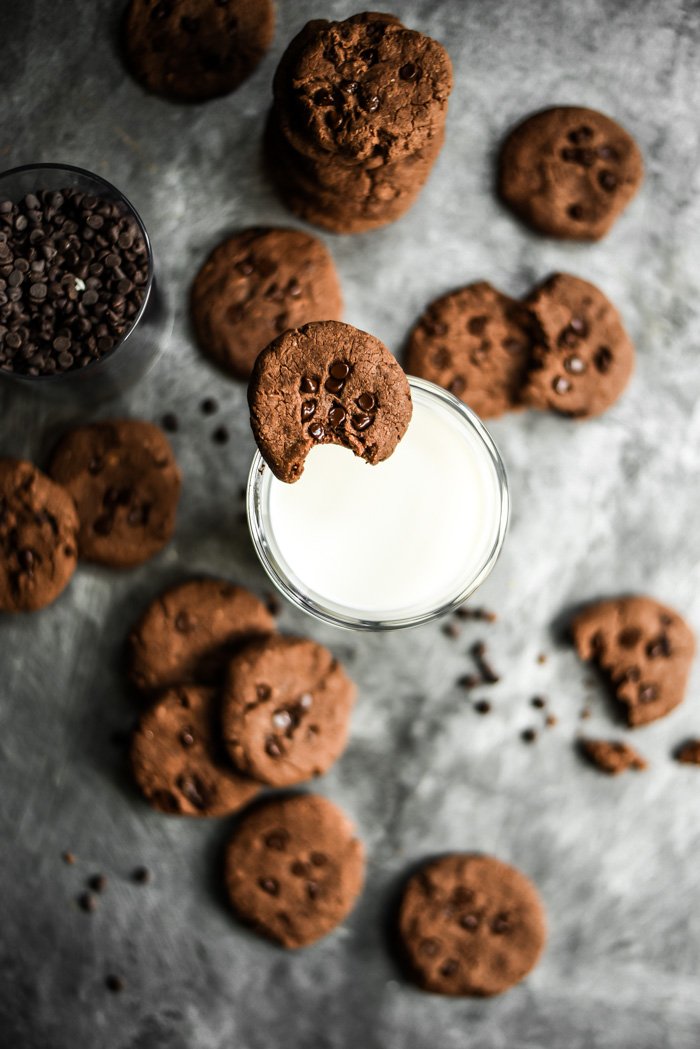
[261,386,506,620]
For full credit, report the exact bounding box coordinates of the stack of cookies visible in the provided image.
[266,12,453,234]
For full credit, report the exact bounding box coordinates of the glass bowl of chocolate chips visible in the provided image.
[0,163,169,400]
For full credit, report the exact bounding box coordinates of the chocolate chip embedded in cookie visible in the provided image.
[0,459,79,612]
[49,420,181,568]
[224,793,365,947]
[572,597,695,727]
[498,106,643,240]
[130,684,259,817]
[398,853,547,996]
[405,282,537,418]
[128,578,276,695]
[522,274,634,418]
[274,13,452,166]
[579,738,648,775]
[123,0,275,103]
[221,636,355,786]
[248,320,412,483]
[191,228,343,380]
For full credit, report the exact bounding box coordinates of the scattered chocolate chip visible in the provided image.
[536,653,547,665]
[458,673,481,690]
[62,851,76,865]
[443,622,460,639]
[474,700,491,715]
[545,714,558,728]
[471,641,500,684]
[521,728,537,744]
[212,425,229,445]
[131,866,151,884]
[105,975,124,993]
[161,413,179,433]
[78,891,97,913]
[200,397,218,415]
[531,696,546,709]
[88,874,107,894]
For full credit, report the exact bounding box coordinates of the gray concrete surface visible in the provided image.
[1,0,700,1046]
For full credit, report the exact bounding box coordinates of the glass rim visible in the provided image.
[0,161,155,383]
[247,376,510,632]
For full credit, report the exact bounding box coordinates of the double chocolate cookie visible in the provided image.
[221,636,355,786]
[267,13,452,233]
[123,0,275,103]
[131,684,259,817]
[499,106,643,240]
[522,274,635,418]
[572,596,695,727]
[0,459,79,612]
[398,854,547,996]
[191,227,343,379]
[128,578,276,695]
[224,793,365,947]
[248,320,412,483]
[579,738,647,775]
[49,420,181,568]
[405,282,537,418]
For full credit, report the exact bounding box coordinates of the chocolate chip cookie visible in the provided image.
[131,684,259,817]
[124,0,275,103]
[224,793,365,947]
[49,420,181,568]
[572,597,695,727]
[405,282,537,418]
[273,13,452,165]
[498,106,643,240]
[0,459,79,612]
[191,227,343,380]
[398,854,547,996]
[248,320,412,483]
[221,636,355,786]
[522,274,635,418]
[579,738,648,775]
[128,578,276,695]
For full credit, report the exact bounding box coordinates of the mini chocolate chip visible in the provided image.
[564,354,586,374]
[360,92,380,113]
[638,683,658,704]
[313,89,335,106]
[301,399,317,422]
[200,397,218,415]
[272,708,292,731]
[88,874,107,893]
[440,959,459,977]
[352,412,373,432]
[78,891,97,913]
[175,611,193,633]
[647,635,671,658]
[355,392,376,412]
[180,728,195,747]
[264,829,289,851]
[521,728,537,743]
[552,376,571,395]
[474,700,491,715]
[568,125,593,143]
[531,696,546,709]
[594,346,613,373]
[491,913,511,934]
[265,735,282,757]
[310,851,327,867]
[420,938,439,957]
[458,674,481,689]
[597,145,618,160]
[459,913,479,930]
[326,111,344,131]
[300,376,318,394]
[328,404,346,427]
[259,877,279,896]
[448,376,466,395]
[132,866,151,884]
[568,204,584,220]
[598,170,618,192]
[306,880,319,900]
[105,975,124,993]
[399,62,419,81]
[161,413,179,433]
[618,627,641,648]
[212,426,229,445]
[308,422,325,440]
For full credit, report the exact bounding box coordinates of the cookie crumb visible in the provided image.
[442,622,460,639]
[62,851,76,865]
[265,592,282,616]
[579,738,647,775]
[673,739,700,765]
[536,653,547,665]
[545,714,558,728]
[471,641,500,684]
[579,706,591,720]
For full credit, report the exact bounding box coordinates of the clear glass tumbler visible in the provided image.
[0,162,169,403]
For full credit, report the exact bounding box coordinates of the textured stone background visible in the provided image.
[1,0,700,1046]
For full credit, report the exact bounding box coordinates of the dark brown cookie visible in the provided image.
[224,793,365,947]
[579,738,648,775]
[128,578,276,695]
[248,320,412,483]
[265,110,443,234]
[273,13,452,166]
[572,597,695,727]
[0,459,79,613]
[130,684,259,817]
[191,227,343,380]
[49,420,181,568]
[405,282,537,418]
[674,740,700,765]
[221,636,355,787]
[123,0,275,103]
[522,273,634,418]
[398,854,547,996]
[498,106,643,240]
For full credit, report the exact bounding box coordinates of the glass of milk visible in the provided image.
[247,377,509,630]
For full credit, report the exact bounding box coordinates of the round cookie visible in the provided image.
[49,420,181,568]
[191,228,343,380]
[131,684,259,817]
[0,459,79,613]
[572,596,695,727]
[224,793,365,947]
[123,0,275,103]
[248,320,413,483]
[128,577,276,695]
[405,282,537,418]
[498,106,643,240]
[273,13,452,166]
[221,636,355,786]
[521,273,634,418]
[398,853,547,996]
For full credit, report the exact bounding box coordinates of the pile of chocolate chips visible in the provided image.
[0,188,148,376]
